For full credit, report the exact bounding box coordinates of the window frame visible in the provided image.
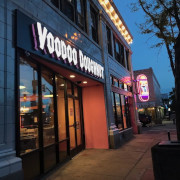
[126,50,130,71]
[113,35,127,68]
[106,25,112,55]
[90,4,99,43]
[50,0,87,31]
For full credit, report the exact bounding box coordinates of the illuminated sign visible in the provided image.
[32,22,104,79]
[136,74,149,102]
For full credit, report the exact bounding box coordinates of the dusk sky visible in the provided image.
[113,0,175,94]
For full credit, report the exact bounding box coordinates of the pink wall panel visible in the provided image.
[82,85,109,149]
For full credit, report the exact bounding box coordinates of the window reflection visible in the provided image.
[115,93,123,130]
[121,95,127,129]
[19,57,39,155]
[56,76,67,141]
[112,91,132,130]
[113,78,119,87]
[125,96,131,128]
[112,92,116,121]
[41,69,55,147]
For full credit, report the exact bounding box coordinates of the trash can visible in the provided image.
[151,141,180,180]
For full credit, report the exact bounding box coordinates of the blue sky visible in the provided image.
[113,0,175,93]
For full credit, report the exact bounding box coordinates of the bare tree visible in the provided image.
[132,0,180,140]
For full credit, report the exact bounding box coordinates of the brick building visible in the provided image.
[134,68,164,123]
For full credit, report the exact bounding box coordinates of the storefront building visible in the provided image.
[0,0,138,179]
[134,68,164,124]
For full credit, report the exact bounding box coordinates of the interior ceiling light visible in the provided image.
[44,94,53,98]
[60,84,64,87]
[98,0,133,45]
[82,81,87,84]
[70,75,75,78]
[19,85,26,89]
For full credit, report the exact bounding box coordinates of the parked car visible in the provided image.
[139,114,152,127]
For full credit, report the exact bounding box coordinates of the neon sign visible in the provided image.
[32,22,104,79]
[136,74,149,102]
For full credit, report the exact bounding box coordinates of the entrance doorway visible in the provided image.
[18,56,84,179]
[67,82,84,157]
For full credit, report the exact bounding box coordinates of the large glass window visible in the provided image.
[56,76,67,162]
[19,56,84,177]
[113,77,119,87]
[115,93,123,130]
[19,58,39,155]
[112,92,116,122]
[120,95,127,129]
[56,77,66,141]
[111,92,131,130]
[125,96,131,128]
[41,69,55,147]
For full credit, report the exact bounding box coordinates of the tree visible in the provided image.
[131,0,180,140]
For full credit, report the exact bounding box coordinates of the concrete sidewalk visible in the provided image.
[43,121,177,180]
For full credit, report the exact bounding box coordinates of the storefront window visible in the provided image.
[119,81,123,89]
[41,69,55,147]
[120,95,127,129]
[112,92,116,122]
[125,96,131,128]
[115,93,123,130]
[19,57,39,155]
[113,78,119,87]
[18,55,84,177]
[56,76,66,141]
[111,92,131,130]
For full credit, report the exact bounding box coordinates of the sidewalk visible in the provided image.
[43,121,177,180]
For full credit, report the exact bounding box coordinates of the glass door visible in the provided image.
[67,82,83,157]
[75,99,82,146]
[41,68,56,172]
[68,97,76,152]
[68,97,83,157]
